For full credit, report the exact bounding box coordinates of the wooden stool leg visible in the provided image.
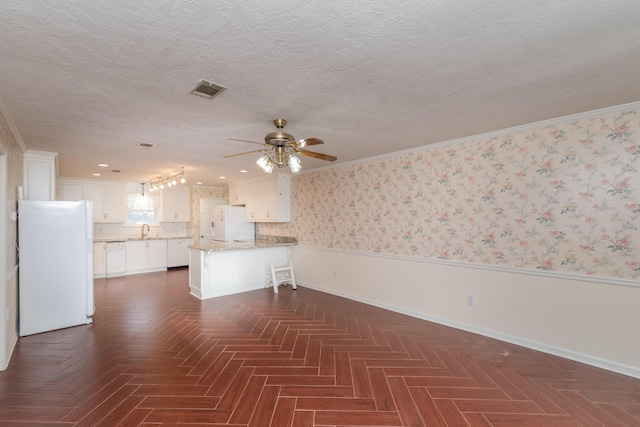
[269,262,279,294]
[289,259,297,290]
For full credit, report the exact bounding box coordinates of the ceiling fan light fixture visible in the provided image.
[257,154,274,173]
[289,154,302,173]
[227,118,336,174]
[274,146,288,168]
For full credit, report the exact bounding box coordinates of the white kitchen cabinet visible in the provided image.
[126,239,167,275]
[228,184,248,206]
[59,182,84,201]
[87,184,125,222]
[24,150,57,201]
[167,238,191,268]
[126,241,147,272]
[92,242,106,278]
[59,179,125,222]
[244,174,290,222]
[147,240,168,269]
[162,187,190,222]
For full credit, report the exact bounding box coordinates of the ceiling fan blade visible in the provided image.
[298,149,337,161]
[297,137,324,147]
[223,149,267,159]
[228,138,266,147]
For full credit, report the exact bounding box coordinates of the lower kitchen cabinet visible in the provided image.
[92,242,106,278]
[126,240,167,275]
[167,238,191,268]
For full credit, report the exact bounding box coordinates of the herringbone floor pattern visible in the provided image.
[1,269,638,426]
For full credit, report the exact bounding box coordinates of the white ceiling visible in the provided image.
[1,1,639,186]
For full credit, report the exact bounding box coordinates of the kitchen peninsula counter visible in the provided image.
[189,236,297,252]
[188,236,297,300]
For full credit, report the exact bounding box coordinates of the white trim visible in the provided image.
[298,280,640,380]
[297,245,640,289]
[2,265,17,370]
[6,265,18,282]
[301,101,640,175]
[0,154,8,371]
[0,92,27,152]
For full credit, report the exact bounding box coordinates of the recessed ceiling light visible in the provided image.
[98,163,109,167]
[92,173,101,176]
[219,176,226,179]
[196,182,203,185]
[240,170,248,173]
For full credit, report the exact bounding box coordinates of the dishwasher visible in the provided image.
[106,241,126,277]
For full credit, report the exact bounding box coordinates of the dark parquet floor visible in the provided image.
[1,268,639,426]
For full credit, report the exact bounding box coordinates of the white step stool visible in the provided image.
[268,259,297,294]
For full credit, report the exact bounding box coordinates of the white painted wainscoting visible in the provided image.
[292,246,640,379]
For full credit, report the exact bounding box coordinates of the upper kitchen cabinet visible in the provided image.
[232,173,291,222]
[162,187,190,222]
[58,179,125,223]
[24,150,57,201]
[86,184,125,222]
[228,184,248,206]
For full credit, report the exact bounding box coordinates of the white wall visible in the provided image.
[293,246,640,379]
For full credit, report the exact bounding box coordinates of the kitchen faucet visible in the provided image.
[141,223,150,239]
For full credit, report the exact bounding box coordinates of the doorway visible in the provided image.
[199,198,227,245]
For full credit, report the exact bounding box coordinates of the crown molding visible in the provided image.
[302,101,640,176]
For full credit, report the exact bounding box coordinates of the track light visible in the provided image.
[148,167,187,190]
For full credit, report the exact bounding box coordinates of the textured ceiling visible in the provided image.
[1,0,639,185]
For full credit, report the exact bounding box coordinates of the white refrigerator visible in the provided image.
[212,205,255,242]
[18,200,95,336]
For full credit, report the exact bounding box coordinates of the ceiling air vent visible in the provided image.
[137,142,155,149]
[190,80,226,99]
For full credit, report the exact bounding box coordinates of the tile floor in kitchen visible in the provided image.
[1,268,639,426]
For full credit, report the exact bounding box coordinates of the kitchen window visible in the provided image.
[126,184,160,225]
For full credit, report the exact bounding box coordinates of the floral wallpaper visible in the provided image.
[0,110,23,270]
[259,108,640,280]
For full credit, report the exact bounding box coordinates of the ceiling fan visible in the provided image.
[225,118,337,173]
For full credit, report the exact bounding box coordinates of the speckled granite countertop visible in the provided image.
[94,236,192,243]
[189,236,297,252]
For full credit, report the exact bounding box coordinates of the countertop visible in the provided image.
[94,236,192,243]
[189,236,297,252]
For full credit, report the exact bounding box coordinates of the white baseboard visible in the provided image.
[299,280,640,380]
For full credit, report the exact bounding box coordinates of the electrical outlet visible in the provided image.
[467,295,475,307]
